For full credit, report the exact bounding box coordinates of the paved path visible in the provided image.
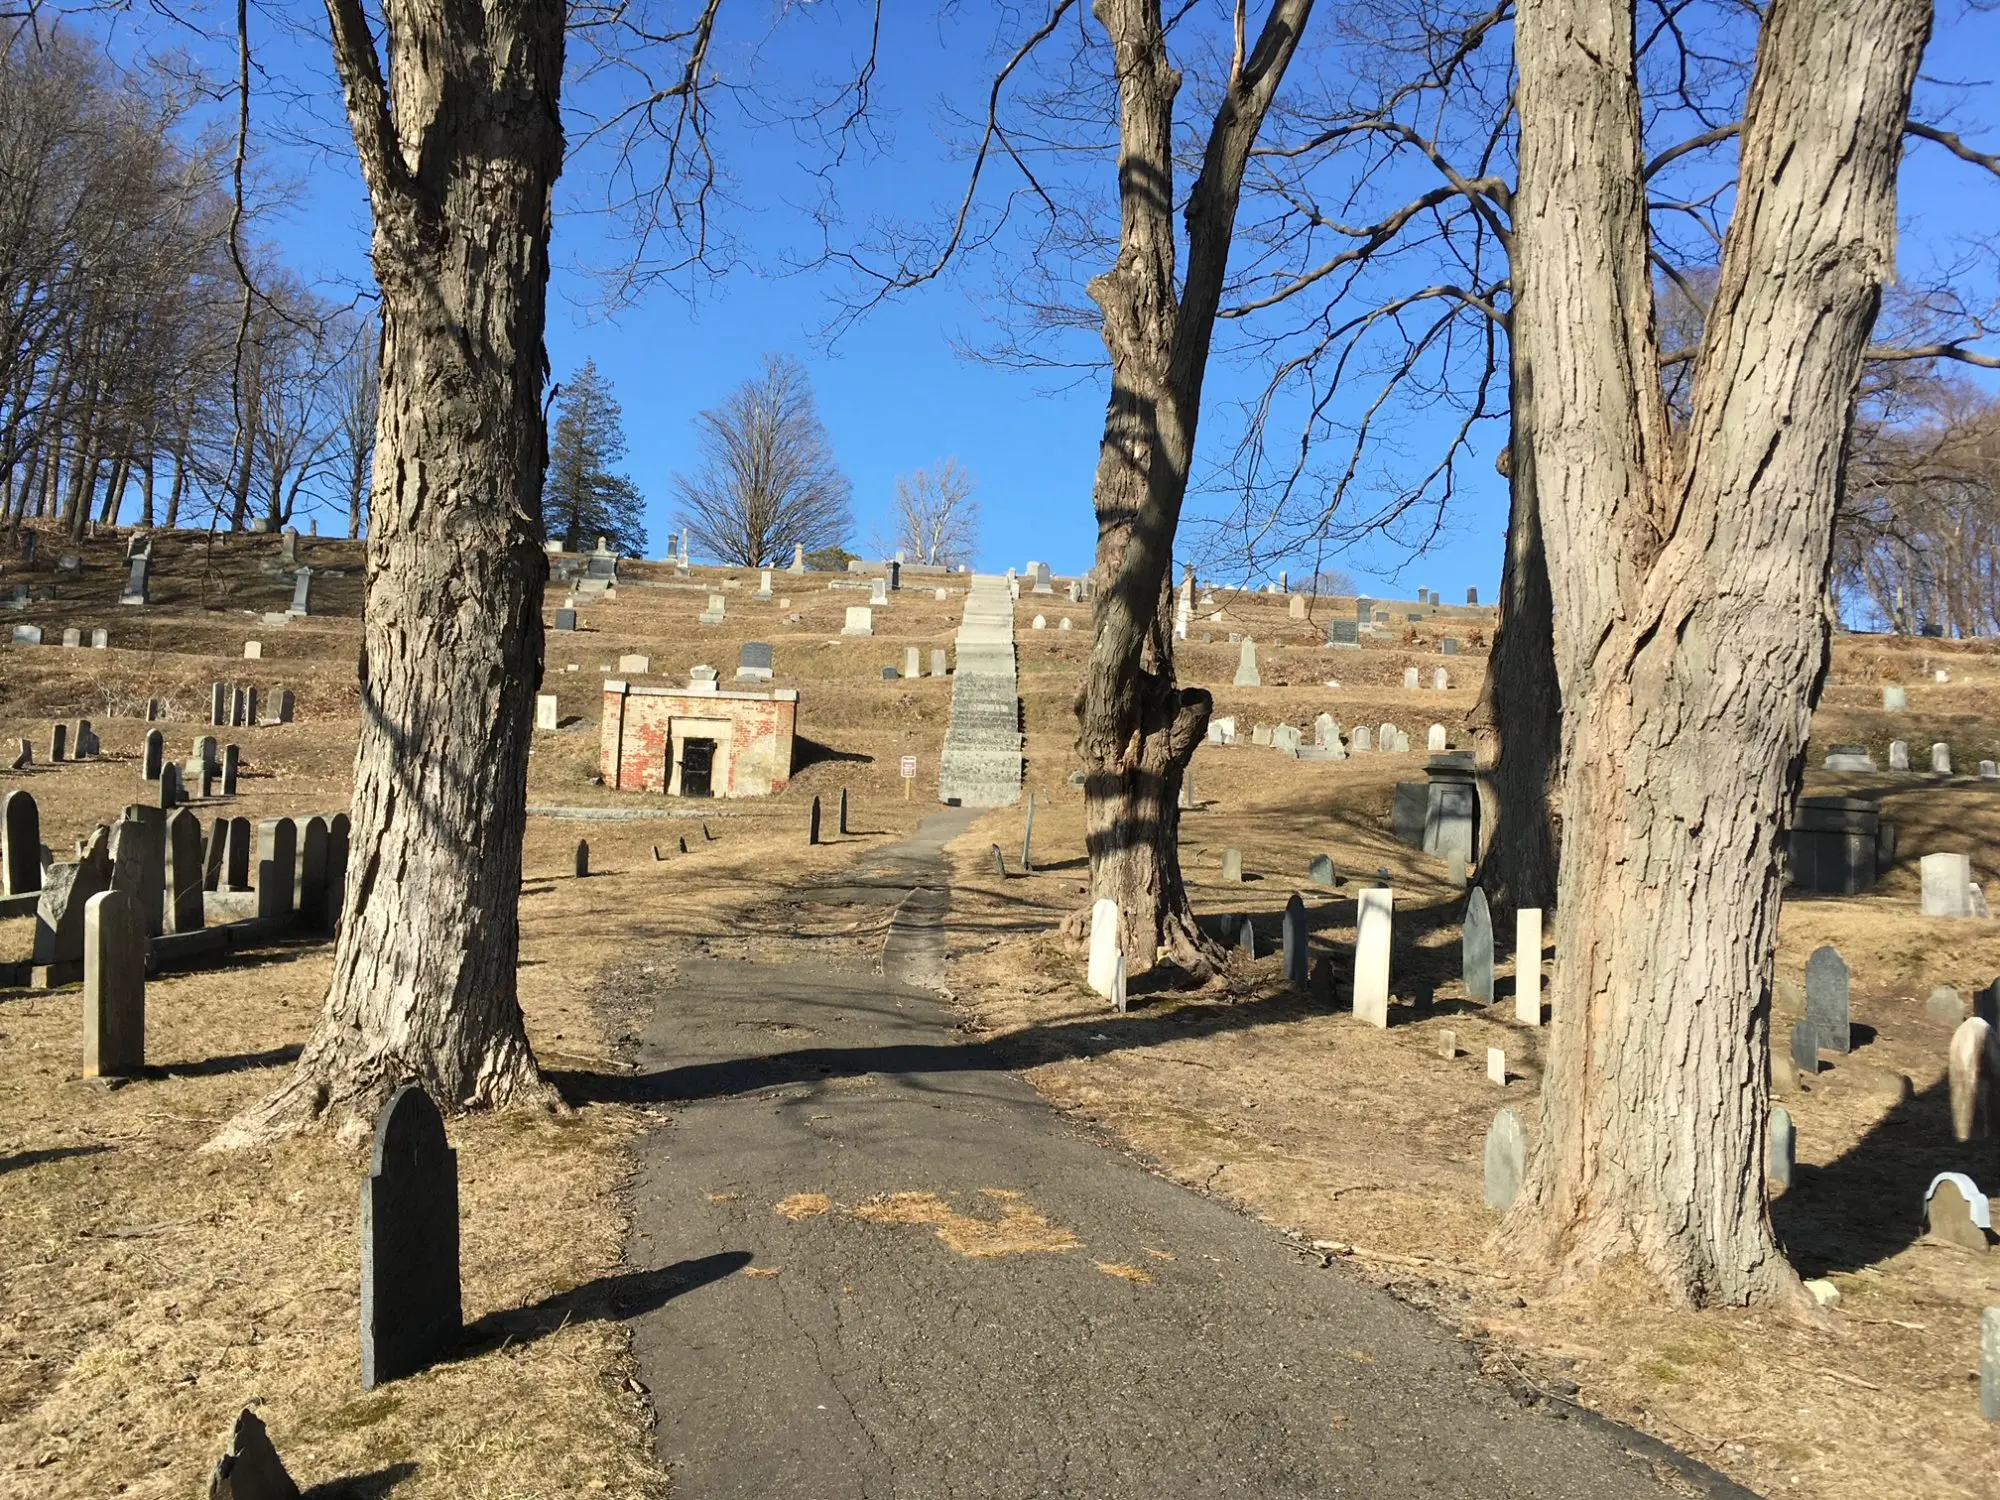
[624,811,1736,1499]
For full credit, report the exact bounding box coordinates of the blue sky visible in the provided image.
[145,2,2000,596]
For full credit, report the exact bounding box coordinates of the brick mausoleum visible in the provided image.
[600,680,799,798]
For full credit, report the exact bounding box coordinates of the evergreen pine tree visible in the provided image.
[545,359,648,555]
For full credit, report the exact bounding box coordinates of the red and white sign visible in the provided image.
[900,756,918,779]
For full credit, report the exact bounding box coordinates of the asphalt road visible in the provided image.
[623,810,1739,1500]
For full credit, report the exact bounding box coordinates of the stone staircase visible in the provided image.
[937,575,1023,807]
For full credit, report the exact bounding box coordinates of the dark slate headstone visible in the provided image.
[1466,587,1479,606]
[325,813,351,932]
[554,608,577,632]
[256,818,297,918]
[157,761,182,810]
[142,728,164,781]
[360,1085,462,1388]
[48,722,65,762]
[221,743,241,796]
[82,889,146,1077]
[1282,893,1308,986]
[1308,854,1334,886]
[1805,944,1851,1054]
[838,788,850,836]
[165,810,205,933]
[203,817,227,892]
[211,681,228,726]
[109,809,166,937]
[991,843,1007,878]
[295,816,329,929]
[808,796,822,846]
[1238,915,1256,959]
[739,641,774,674]
[1021,791,1035,872]
[2,788,41,896]
[204,1407,300,1500]
[224,816,253,892]
[881,666,898,680]
[1790,1018,1821,1077]
[276,689,296,724]
[1327,619,1359,648]
[1442,638,1459,656]
[574,839,590,878]
[1462,886,1494,1004]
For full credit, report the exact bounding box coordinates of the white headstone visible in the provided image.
[1883,684,1907,710]
[1922,852,1974,918]
[843,606,874,637]
[1403,667,1420,690]
[1428,724,1446,752]
[1934,742,1953,775]
[1234,638,1260,688]
[244,641,262,660]
[1889,739,1909,771]
[1487,1047,1507,1086]
[905,646,922,679]
[1032,615,1046,630]
[1515,908,1544,1025]
[1353,887,1393,1027]
[1433,667,1449,691]
[535,694,559,730]
[1087,898,1121,998]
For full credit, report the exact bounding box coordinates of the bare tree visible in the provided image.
[1501,0,1931,1306]
[330,308,378,539]
[893,457,980,567]
[673,353,854,566]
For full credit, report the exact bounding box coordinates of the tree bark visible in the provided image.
[1078,0,1313,978]
[1471,421,1561,913]
[1505,0,1931,1306]
[216,0,563,1145]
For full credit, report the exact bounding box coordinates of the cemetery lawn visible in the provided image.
[940,732,2000,1500]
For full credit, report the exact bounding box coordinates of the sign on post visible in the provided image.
[900,755,917,801]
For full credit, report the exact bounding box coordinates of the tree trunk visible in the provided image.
[1077,0,1313,979]
[215,0,564,1146]
[1471,419,1561,913]
[1505,0,1931,1306]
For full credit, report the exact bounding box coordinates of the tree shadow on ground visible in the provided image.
[157,1043,302,1079]
[303,1462,420,1499]
[0,1143,110,1173]
[794,737,872,770]
[1773,1069,2000,1275]
[460,1252,753,1353]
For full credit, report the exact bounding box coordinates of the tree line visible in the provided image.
[0,33,378,539]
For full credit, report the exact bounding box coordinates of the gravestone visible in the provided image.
[1768,1106,1795,1191]
[1805,944,1851,1053]
[1935,742,1953,775]
[1281,894,1308,987]
[1428,724,1447,752]
[1021,792,1034,872]
[554,609,577,632]
[700,593,727,626]
[1930,985,1967,1024]
[1327,619,1359,648]
[1088,898,1121,998]
[1442,638,1459,656]
[296,817,330,929]
[618,653,651,675]
[90,628,107,649]
[1031,616,1046,631]
[1351,725,1372,752]
[838,788,850,837]
[1952,1017,1998,1142]
[1462,887,1494,1004]
[1487,1047,1507,1086]
[221,744,241,797]
[535,694,559,730]
[212,682,228,726]
[881,666,899,680]
[1925,1173,1990,1253]
[203,820,227,892]
[2,789,41,895]
[1514,908,1544,1025]
[791,542,806,573]
[1233,639,1260,687]
[755,568,773,600]
[1432,668,1448,691]
[737,642,774,682]
[1890,739,1909,771]
[1353,887,1393,1027]
[931,649,947,677]
[256,819,297,917]
[120,554,149,605]
[574,839,589,878]
[843,606,874,636]
[231,686,248,727]
[204,1407,300,1500]
[1289,595,1306,621]
[33,830,112,965]
[1032,562,1053,594]
[1221,848,1242,883]
[1985,1310,2000,1422]
[276,689,296,724]
[157,761,182,810]
[868,578,889,607]
[109,811,166,938]
[281,526,298,563]
[165,809,204,934]
[808,796,822,846]
[1883,684,1907,710]
[905,646,923,679]
[1272,724,1301,755]
[1822,743,1876,771]
[1402,667,1419,691]
[48,723,64,763]
[73,719,96,758]
[195,735,219,770]
[1308,854,1334,886]
[287,567,312,616]
[244,640,263,661]
[1922,852,1973,917]
[1484,1108,1527,1210]
[360,1086,462,1388]
[1238,916,1256,959]
[1379,721,1397,751]
[60,627,79,648]
[10,624,41,645]
[325,814,350,931]
[82,889,146,1077]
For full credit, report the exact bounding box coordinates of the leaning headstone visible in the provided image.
[1768,1106,1795,1191]
[33,829,112,964]
[1805,944,1851,1053]
[808,796,822,846]
[1514,908,1544,1025]
[1353,887,1393,1027]
[2,789,41,895]
[287,567,312,617]
[360,1085,463,1387]
[1925,1173,1990,1253]
[1889,739,1910,771]
[204,1407,301,1500]
[165,809,204,934]
[82,889,146,1077]
[1952,1018,1998,1142]
[1087,898,1121,998]
[1233,638,1260,687]
[1221,848,1242,883]
[1462,887,1494,1004]
[1308,854,1334,887]
[256,819,297,918]
[1281,894,1308,987]
[1484,1108,1527,1210]
[1930,986,1968,1025]
[1923,852,1974,917]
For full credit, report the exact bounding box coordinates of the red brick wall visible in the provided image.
[600,687,797,797]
